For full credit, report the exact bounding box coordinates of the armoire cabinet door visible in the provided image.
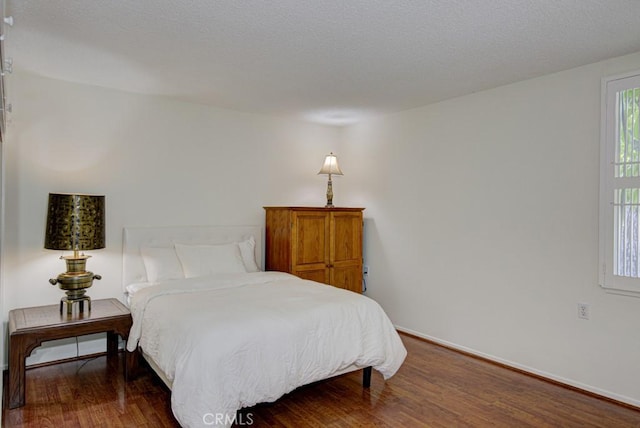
[330,211,363,292]
[291,211,330,282]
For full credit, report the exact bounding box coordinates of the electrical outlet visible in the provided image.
[363,265,369,276]
[577,303,590,320]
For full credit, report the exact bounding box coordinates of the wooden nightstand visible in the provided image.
[7,298,137,409]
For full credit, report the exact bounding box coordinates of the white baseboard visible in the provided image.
[395,325,640,409]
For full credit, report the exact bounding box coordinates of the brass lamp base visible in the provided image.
[49,254,101,315]
[59,294,91,315]
[325,175,335,208]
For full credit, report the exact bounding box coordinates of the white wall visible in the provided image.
[1,72,343,364]
[5,50,640,407]
[341,51,640,406]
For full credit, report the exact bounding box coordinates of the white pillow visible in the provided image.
[238,236,260,272]
[125,282,155,296]
[175,242,247,278]
[140,246,184,282]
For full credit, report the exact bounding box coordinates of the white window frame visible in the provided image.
[600,70,640,296]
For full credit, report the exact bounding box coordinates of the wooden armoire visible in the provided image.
[264,207,364,293]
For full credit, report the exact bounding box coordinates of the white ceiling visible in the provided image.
[6,1,640,125]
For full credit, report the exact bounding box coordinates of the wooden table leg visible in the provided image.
[106,331,119,355]
[8,336,27,409]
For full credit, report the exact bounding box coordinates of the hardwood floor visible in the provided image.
[4,333,640,427]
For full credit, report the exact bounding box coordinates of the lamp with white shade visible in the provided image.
[318,152,343,208]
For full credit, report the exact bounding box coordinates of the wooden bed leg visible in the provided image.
[125,348,140,381]
[363,366,372,388]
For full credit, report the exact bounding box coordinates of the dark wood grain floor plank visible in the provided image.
[4,333,640,427]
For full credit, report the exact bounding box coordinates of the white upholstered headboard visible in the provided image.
[122,225,263,290]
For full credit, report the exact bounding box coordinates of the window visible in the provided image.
[600,71,640,294]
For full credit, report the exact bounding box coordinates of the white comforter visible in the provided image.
[127,271,407,427]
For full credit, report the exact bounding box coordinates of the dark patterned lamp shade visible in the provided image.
[44,193,105,315]
[45,193,105,251]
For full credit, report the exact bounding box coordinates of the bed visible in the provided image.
[123,225,407,428]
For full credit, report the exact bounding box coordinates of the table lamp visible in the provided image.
[44,193,105,315]
[318,152,343,208]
